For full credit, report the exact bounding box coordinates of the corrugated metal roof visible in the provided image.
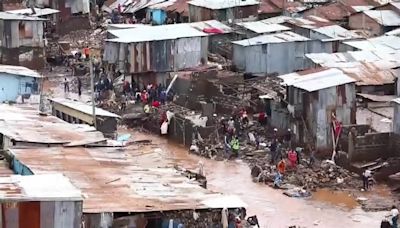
[351,5,374,12]
[313,25,362,41]
[6,8,60,17]
[385,27,400,35]
[357,93,396,102]
[10,146,247,213]
[278,68,356,92]
[0,104,106,145]
[106,23,207,43]
[343,35,400,51]
[124,0,165,13]
[307,50,400,67]
[232,31,310,46]
[287,16,333,29]
[49,98,121,118]
[0,64,42,78]
[306,51,400,85]
[260,15,292,24]
[0,12,46,20]
[236,21,291,34]
[190,20,233,33]
[188,0,259,9]
[363,10,400,26]
[0,174,82,202]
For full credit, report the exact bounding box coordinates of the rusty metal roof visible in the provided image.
[0,174,82,202]
[9,146,246,213]
[236,21,291,34]
[306,50,400,85]
[0,104,106,145]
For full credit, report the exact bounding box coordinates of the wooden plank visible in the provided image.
[54,201,76,228]
[40,202,55,228]
[19,202,40,228]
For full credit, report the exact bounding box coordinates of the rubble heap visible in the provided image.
[250,159,361,191]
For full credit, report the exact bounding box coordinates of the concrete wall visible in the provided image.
[349,13,383,36]
[0,74,37,102]
[350,132,391,162]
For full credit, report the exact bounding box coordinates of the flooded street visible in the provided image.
[129,129,387,228]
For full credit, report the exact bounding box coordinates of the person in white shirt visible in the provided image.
[362,169,372,190]
[391,205,399,228]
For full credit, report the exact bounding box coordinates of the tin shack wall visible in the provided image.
[188,5,214,22]
[300,83,356,151]
[173,36,207,71]
[234,40,332,74]
[1,201,82,228]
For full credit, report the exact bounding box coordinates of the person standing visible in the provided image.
[77,77,82,97]
[390,205,399,228]
[64,78,69,93]
[362,169,372,191]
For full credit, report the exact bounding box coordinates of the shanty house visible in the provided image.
[232,31,332,75]
[0,65,42,102]
[0,12,46,69]
[30,0,90,34]
[49,98,121,137]
[279,68,356,151]
[349,10,400,36]
[6,7,60,34]
[188,0,259,22]
[104,21,232,84]
[0,174,83,228]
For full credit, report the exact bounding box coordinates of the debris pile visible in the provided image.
[60,28,106,49]
[250,160,361,191]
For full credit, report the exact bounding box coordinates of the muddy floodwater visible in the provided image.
[128,129,388,228]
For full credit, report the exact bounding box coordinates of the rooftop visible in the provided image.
[306,50,400,85]
[107,23,203,43]
[363,10,400,26]
[9,146,246,213]
[0,64,42,78]
[0,104,106,145]
[0,174,82,202]
[343,35,400,51]
[0,12,46,21]
[278,68,356,92]
[6,8,60,17]
[312,25,363,41]
[236,21,291,34]
[232,31,310,46]
[286,15,334,29]
[107,20,231,43]
[261,15,292,24]
[49,98,121,118]
[188,0,260,10]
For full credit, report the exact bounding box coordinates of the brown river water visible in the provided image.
[126,130,388,228]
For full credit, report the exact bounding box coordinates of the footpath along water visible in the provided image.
[127,130,387,228]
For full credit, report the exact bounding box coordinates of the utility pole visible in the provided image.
[89,59,97,129]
